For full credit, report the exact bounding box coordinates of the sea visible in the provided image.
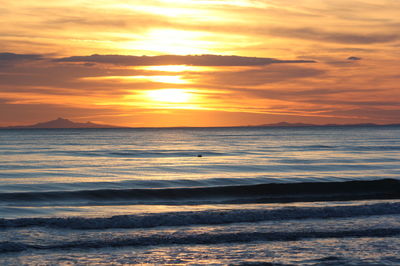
[0,126,399,265]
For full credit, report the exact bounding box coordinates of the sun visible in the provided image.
[146,89,192,103]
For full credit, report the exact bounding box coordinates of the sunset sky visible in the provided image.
[1,0,400,127]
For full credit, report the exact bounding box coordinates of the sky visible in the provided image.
[1,0,400,127]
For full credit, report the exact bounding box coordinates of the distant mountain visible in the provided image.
[2,119,399,129]
[2,118,121,129]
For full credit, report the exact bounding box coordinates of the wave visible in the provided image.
[0,149,230,158]
[1,227,400,253]
[68,149,229,158]
[1,202,400,230]
[283,145,400,151]
[70,145,400,156]
[6,144,400,158]
[0,179,398,204]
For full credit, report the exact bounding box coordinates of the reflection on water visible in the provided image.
[1,127,400,192]
[1,126,400,264]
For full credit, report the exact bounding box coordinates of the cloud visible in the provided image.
[0,101,122,126]
[202,65,324,86]
[347,56,362,60]
[55,54,315,66]
[322,107,400,122]
[225,87,374,107]
[0,53,316,94]
[269,27,399,44]
[1,50,399,125]
[0,53,44,65]
[39,9,177,31]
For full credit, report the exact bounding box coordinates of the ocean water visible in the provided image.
[0,126,399,265]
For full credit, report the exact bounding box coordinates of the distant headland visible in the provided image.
[1,118,122,129]
[1,118,399,129]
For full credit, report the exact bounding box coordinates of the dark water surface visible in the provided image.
[1,126,399,265]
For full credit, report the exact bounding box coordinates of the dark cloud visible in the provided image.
[55,54,315,66]
[297,55,364,66]
[0,53,44,64]
[269,27,399,44]
[0,53,319,105]
[0,63,158,95]
[0,98,11,104]
[347,56,362,60]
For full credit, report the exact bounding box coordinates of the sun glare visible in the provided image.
[132,29,213,55]
[147,75,188,84]
[138,65,206,72]
[82,75,189,84]
[146,89,192,103]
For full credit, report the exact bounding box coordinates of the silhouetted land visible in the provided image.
[1,118,399,129]
[1,118,120,129]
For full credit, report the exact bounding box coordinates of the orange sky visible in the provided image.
[1,0,400,127]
